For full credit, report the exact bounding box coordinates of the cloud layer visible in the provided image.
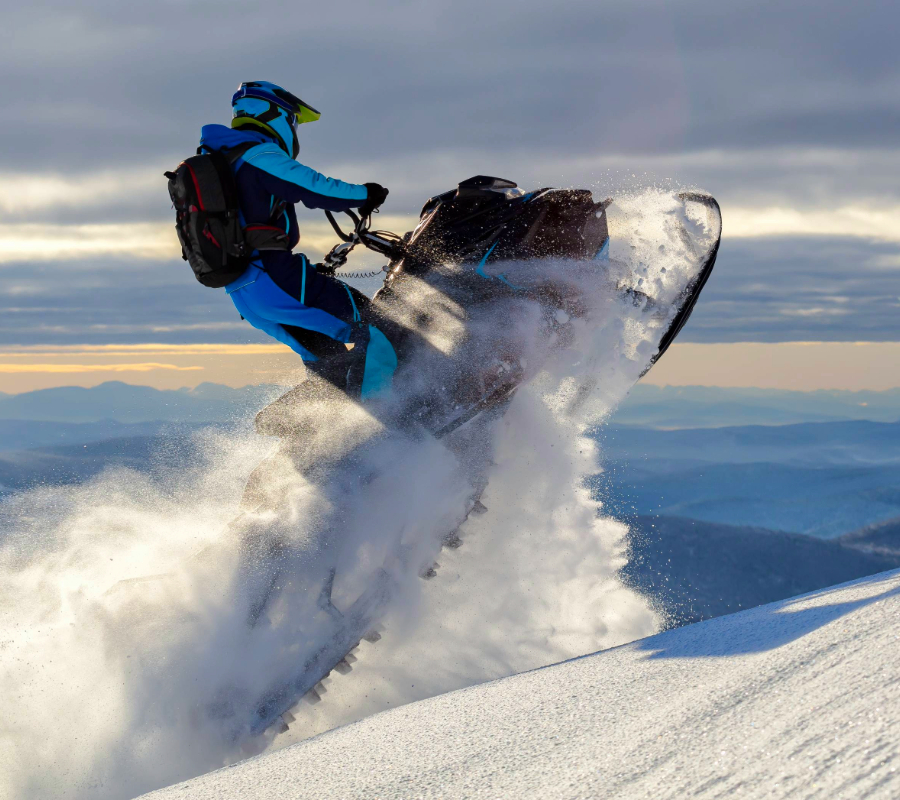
[1,0,897,350]
[4,0,898,171]
[2,233,897,348]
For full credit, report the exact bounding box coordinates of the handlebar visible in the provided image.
[324,209,361,243]
[322,210,404,271]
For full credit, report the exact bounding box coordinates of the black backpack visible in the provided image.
[166,144,290,288]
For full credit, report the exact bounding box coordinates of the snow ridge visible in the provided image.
[145,569,900,800]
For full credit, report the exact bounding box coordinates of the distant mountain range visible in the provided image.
[3,427,900,631]
[612,384,900,428]
[600,418,900,466]
[623,515,900,627]
[592,419,900,538]
[0,381,282,425]
[0,419,205,453]
[4,389,900,538]
[0,434,198,496]
[0,381,898,429]
[839,516,900,557]
[595,457,900,539]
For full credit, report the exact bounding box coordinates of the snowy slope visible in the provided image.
[143,568,900,800]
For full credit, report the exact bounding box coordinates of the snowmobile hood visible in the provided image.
[199,124,273,152]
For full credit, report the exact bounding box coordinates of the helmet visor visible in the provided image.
[269,85,320,125]
[292,99,321,125]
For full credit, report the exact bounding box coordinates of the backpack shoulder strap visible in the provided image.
[195,141,257,161]
[223,141,257,164]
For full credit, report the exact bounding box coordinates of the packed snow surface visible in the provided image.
[145,569,900,800]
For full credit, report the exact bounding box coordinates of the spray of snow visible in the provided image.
[0,188,715,799]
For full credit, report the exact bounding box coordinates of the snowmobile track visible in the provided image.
[253,489,489,740]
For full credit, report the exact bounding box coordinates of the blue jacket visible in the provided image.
[198,125,369,360]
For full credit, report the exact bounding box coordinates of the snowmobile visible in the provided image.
[254,176,720,441]
[218,176,722,743]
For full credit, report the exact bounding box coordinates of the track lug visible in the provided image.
[443,532,462,549]
[363,630,382,643]
[334,659,353,675]
[304,689,322,704]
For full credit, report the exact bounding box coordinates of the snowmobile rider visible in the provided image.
[199,81,397,398]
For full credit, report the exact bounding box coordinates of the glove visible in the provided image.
[359,183,389,217]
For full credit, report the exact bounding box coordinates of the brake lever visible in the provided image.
[323,240,356,270]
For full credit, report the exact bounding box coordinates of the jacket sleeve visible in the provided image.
[239,143,368,212]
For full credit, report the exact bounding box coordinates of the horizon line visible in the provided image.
[3,380,900,398]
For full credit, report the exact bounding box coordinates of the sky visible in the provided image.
[1,0,898,393]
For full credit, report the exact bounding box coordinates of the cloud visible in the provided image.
[0,341,307,393]
[0,344,287,356]
[0,170,162,218]
[680,236,900,343]
[0,232,896,349]
[0,261,250,346]
[1,0,898,171]
[0,223,177,261]
[2,0,898,353]
[644,342,900,392]
[726,205,900,242]
[4,146,899,232]
[0,343,304,393]
[0,363,202,373]
[778,307,850,318]
[0,214,419,262]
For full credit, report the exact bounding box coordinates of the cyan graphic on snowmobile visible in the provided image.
[201,176,722,744]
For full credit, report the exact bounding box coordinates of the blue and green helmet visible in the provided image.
[231,81,321,158]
